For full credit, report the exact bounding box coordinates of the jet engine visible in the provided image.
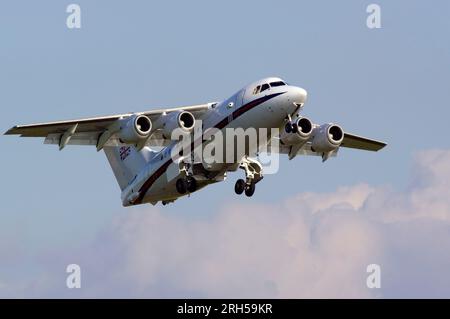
[160,111,196,139]
[311,123,344,152]
[118,114,152,144]
[280,117,313,146]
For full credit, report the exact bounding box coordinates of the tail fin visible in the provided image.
[104,145,153,190]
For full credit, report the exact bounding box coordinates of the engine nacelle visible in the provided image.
[311,123,344,153]
[160,111,196,139]
[118,114,152,144]
[280,117,313,146]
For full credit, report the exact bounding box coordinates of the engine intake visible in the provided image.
[118,114,152,144]
[311,123,344,152]
[161,111,196,138]
[179,111,195,131]
[296,117,313,137]
[280,117,313,146]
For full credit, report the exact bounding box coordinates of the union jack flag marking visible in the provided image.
[119,146,131,161]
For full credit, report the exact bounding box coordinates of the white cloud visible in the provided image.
[2,149,450,298]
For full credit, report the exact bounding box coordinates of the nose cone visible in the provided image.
[292,87,308,105]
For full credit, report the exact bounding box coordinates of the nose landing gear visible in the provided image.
[285,121,298,134]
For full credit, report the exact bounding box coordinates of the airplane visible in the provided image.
[4,77,386,206]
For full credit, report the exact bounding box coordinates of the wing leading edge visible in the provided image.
[4,103,213,138]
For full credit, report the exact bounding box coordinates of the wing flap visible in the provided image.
[44,132,102,146]
[266,140,338,158]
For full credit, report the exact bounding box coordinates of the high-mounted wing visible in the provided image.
[4,103,214,149]
[340,133,386,151]
[266,130,386,160]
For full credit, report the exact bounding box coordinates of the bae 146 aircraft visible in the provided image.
[5,77,386,206]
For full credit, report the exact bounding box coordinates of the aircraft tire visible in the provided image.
[244,182,255,197]
[235,179,246,195]
[187,177,197,193]
[285,123,293,133]
[176,178,187,194]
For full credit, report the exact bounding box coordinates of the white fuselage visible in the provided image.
[122,77,307,206]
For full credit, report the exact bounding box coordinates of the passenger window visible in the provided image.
[260,83,270,92]
[253,85,261,95]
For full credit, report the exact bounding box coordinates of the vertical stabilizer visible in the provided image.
[104,145,154,190]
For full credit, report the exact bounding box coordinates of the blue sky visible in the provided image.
[1,1,450,297]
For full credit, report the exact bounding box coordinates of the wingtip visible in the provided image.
[376,142,388,151]
[4,126,18,135]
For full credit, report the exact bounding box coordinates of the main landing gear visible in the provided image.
[234,179,256,197]
[234,156,263,197]
[176,176,197,194]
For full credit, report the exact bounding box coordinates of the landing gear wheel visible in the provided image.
[186,177,197,193]
[244,183,256,197]
[176,178,187,194]
[234,179,246,195]
[285,122,293,133]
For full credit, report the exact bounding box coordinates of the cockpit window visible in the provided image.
[253,82,275,95]
[260,83,270,92]
[270,81,286,87]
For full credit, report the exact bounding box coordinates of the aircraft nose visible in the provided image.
[292,86,308,105]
